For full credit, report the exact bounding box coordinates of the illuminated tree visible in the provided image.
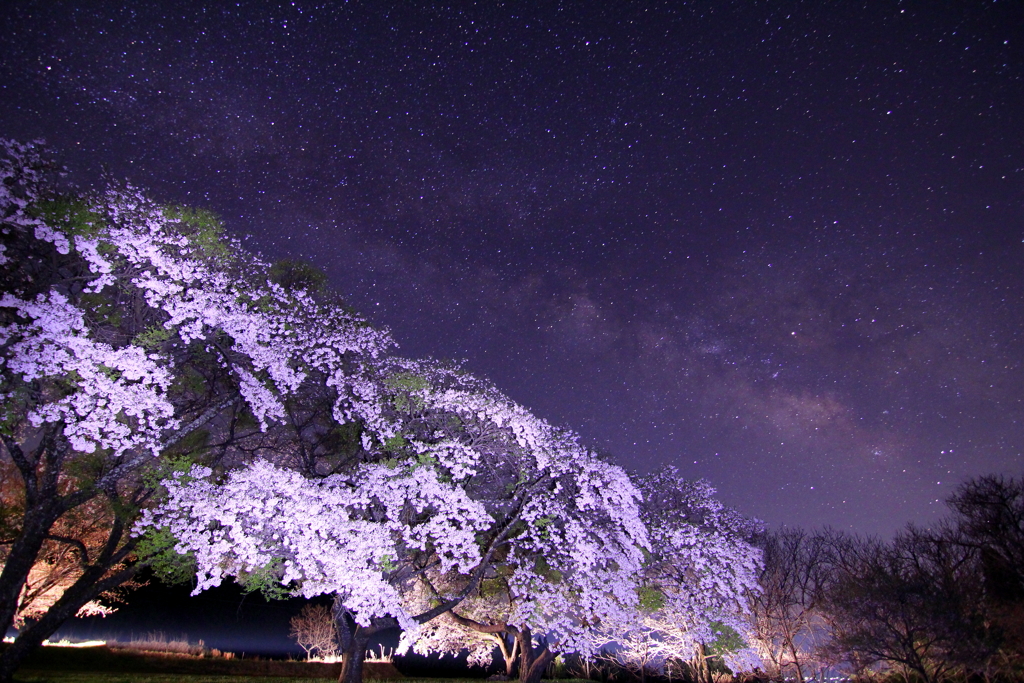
[147,358,650,683]
[0,139,391,682]
[614,469,762,683]
[290,602,340,660]
[407,468,761,683]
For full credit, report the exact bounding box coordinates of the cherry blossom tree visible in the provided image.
[0,139,391,682]
[145,357,651,683]
[405,468,762,683]
[610,468,762,683]
[385,360,652,683]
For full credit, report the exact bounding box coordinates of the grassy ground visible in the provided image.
[14,675,336,683]
[15,676,476,683]
[15,677,588,683]
[6,645,406,682]
[9,645,596,683]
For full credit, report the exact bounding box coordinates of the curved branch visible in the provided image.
[42,535,90,565]
[413,471,550,625]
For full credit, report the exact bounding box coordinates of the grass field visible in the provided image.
[15,677,587,683]
[15,675,337,683]
[15,675,494,683]
[16,677,488,683]
[6,644,405,682]
[8,643,598,683]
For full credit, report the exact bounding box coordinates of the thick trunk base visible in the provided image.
[337,628,369,683]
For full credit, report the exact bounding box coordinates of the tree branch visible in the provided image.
[43,535,90,565]
[413,472,548,625]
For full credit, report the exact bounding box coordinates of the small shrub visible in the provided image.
[290,603,338,661]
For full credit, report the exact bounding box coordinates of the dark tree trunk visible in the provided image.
[0,432,68,638]
[332,596,397,683]
[0,511,138,683]
[0,629,43,683]
[338,627,371,683]
[334,600,367,683]
[443,615,555,683]
[0,502,60,636]
[516,627,556,683]
[0,566,136,683]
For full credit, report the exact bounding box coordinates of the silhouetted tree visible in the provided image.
[947,475,1024,677]
[748,528,833,682]
[820,526,993,683]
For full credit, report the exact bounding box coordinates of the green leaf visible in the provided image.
[637,584,666,613]
[30,196,104,238]
[384,434,409,456]
[237,559,291,600]
[133,325,174,350]
[385,372,429,412]
[135,526,197,585]
[269,258,328,293]
[163,205,229,259]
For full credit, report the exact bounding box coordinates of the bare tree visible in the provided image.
[946,475,1024,675]
[748,528,833,682]
[290,603,339,660]
[820,526,993,683]
[947,475,1024,594]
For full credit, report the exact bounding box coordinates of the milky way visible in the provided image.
[2,1,1023,535]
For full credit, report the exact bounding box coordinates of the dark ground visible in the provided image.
[43,572,493,677]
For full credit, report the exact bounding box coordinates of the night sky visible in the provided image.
[2,1,1023,537]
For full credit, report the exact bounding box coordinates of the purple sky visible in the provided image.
[3,0,1023,536]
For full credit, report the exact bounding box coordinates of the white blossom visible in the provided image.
[141,459,494,631]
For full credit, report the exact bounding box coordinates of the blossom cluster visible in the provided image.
[1,140,391,459]
[0,291,176,455]
[623,467,764,670]
[141,459,493,630]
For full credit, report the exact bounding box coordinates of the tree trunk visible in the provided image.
[785,631,805,683]
[446,610,521,679]
[338,628,371,683]
[0,502,60,636]
[516,627,556,683]
[505,634,519,677]
[332,597,398,683]
[334,600,370,683]
[0,507,60,683]
[0,629,42,683]
[691,643,712,683]
[0,522,138,683]
[491,631,518,677]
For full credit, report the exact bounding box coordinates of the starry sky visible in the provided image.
[2,0,1023,537]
